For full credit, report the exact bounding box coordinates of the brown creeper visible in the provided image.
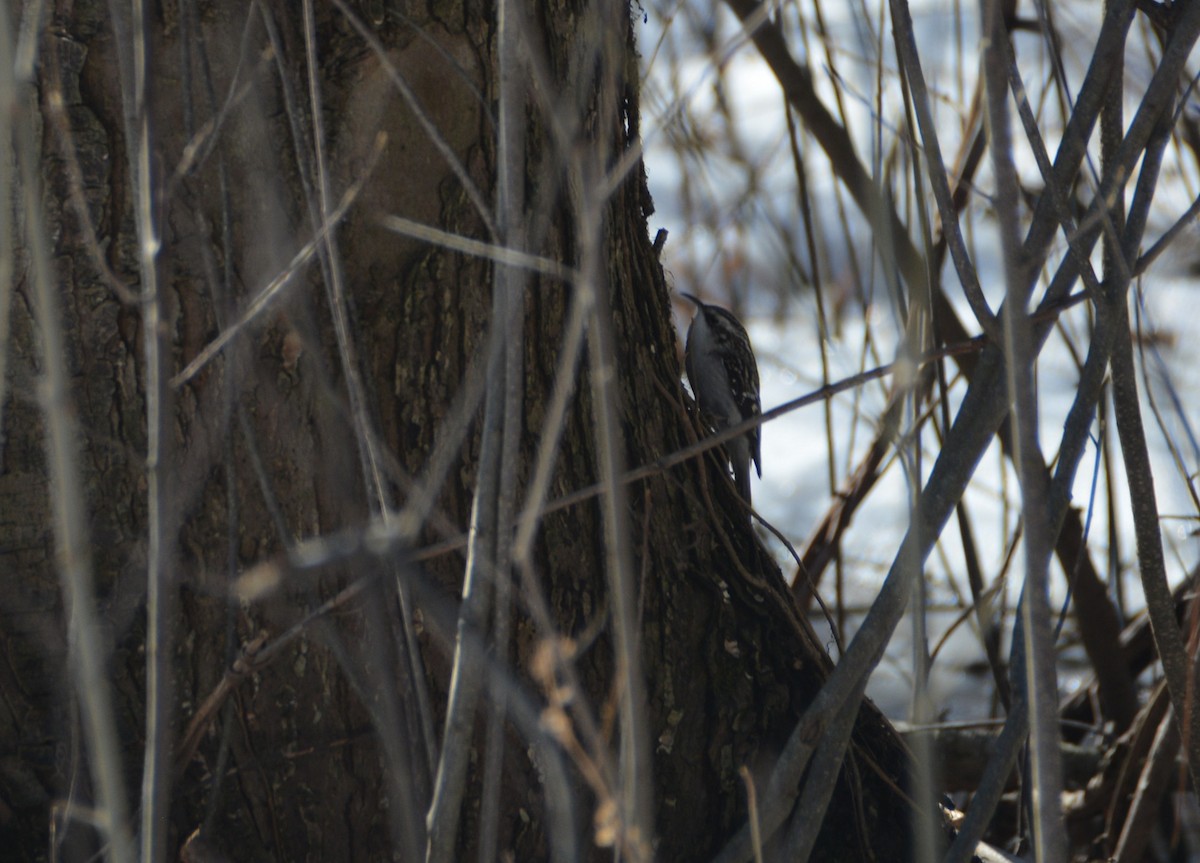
[680,292,762,504]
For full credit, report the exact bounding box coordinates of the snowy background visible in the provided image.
[637,0,1200,722]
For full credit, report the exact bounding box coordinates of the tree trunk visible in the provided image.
[0,0,914,860]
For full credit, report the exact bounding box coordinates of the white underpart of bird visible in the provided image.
[680,292,762,505]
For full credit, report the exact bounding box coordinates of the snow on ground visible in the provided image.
[639,0,1200,721]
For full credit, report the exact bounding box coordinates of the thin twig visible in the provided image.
[300,1,428,852]
[889,0,998,341]
[118,0,177,854]
[739,767,764,863]
[171,135,386,387]
[1111,705,1178,862]
[329,0,497,239]
[982,0,1065,855]
[11,15,135,858]
[478,0,529,855]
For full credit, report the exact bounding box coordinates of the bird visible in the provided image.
[679,292,762,504]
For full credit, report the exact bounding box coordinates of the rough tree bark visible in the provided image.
[0,0,914,860]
